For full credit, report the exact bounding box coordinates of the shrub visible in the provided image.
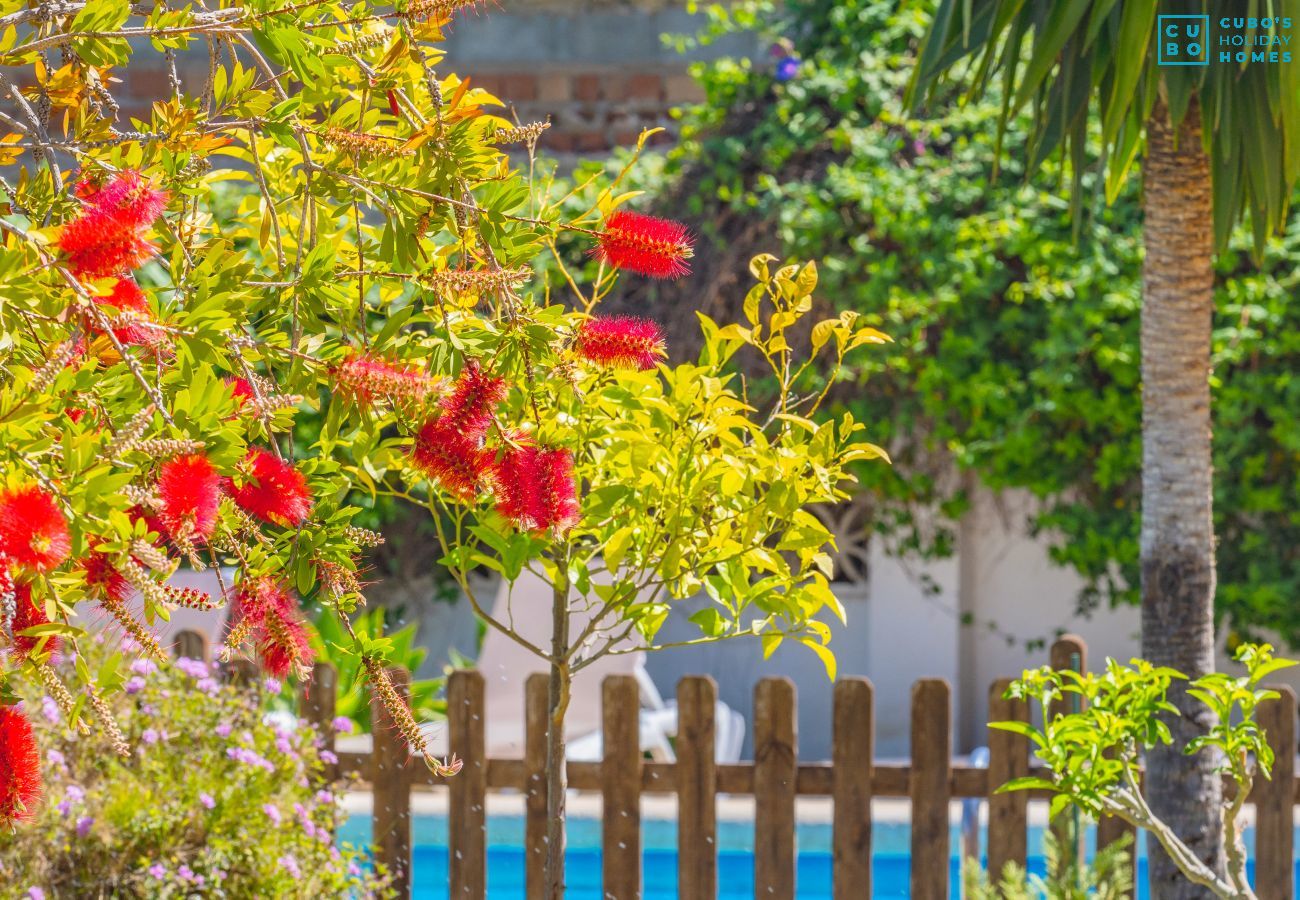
[0,640,387,899]
[588,0,1300,644]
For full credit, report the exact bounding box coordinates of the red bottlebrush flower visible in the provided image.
[10,583,59,659]
[232,577,314,679]
[438,361,506,438]
[228,377,256,405]
[334,353,435,407]
[156,454,221,542]
[228,447,314,527]
[410,420,492,499]
[82,170,168,230]
[574,316,666,370]
[57,221,155,280]
[92,278,161,348]
[492,441,579,532]
[0,705,42,826]
[592,210,694,279]
[0,485,70,574]
[83,549,132,604]
[58,170,166,278]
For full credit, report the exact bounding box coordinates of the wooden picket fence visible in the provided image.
[179,631,1300,900]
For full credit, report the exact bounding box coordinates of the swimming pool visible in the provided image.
[340,813,1290,899]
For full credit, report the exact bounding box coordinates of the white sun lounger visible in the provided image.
[420,568,746,765]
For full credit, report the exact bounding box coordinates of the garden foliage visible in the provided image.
[614,0,1300,644]
[0,639,385,898]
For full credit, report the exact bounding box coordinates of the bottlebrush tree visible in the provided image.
[0,0,889,885]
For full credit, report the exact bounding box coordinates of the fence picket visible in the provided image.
[832,678,873,900]
[676,676,717,900]
[302,661,338,783]
[754,678,797,900]
[910,679,950,900]
[449,670,487,900]
[1049,635,1087,867]
[987,677,1028,881]
[1255,685,1297,900]
[525,674,549,900]
[372,666,413,899]
[602,675,642,899]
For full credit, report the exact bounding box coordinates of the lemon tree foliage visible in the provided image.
[0,0,888,847]
[996,645,1296,900]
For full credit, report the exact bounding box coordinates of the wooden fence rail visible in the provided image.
[181,631,1300,900]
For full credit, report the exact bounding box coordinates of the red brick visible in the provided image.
[573,74,601,102]
[574,130,609,152]
[129,68,172,98]
[625,74,663,101]
[501,74,537,102]
[542,131,578,153]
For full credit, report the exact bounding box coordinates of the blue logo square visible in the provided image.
[1158,15,1210,66]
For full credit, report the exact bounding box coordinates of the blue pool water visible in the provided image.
[339,815,1286,899]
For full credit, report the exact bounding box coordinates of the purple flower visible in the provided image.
[26,889,45,900]
[46,749,65,768]
[775,56,801,83]
[41,696,60,724]
[196,677,220,695]
[76,816,93,838]
[912,139,926,156]
[319,750,338,765]
[176,656,208,679]
[314,789,335,806]
[199,792,216,810]
[140,728,160,745]
[275,736,293,756]
[263,678,282,694]
[215,723,233,738]
[129,658,157,676]
[226,746,273,771]
[124,676,146,695]
[279,855,301,879]
[148,864,166,879]
[347,861,361,877]
[262,803,282,825]
[331,716,354,734]
[177,865,195,882]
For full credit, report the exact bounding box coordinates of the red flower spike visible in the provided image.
[335,353,435,407]
[592,210,694,279]
[92,278,161,348]
[58,170,166,278]
[10,583,59,659]
[228,447,314,527]
[0,485,71,574]
[0,705,42,827]
[411,420,493,499]
[493,441,579,533]
[575,316,666,370]
[438,361,506,439]
[232,578,314,679]
[157,454,221,542]
[228,377,256,406]
[83,170,168,231]
[83,549,132,604]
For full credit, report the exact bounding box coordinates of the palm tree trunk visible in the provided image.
[544,573,571,900]
[1140,96,1225,899]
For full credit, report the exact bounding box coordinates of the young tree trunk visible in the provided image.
[544,574,572,900]
[1140,96,1225,899]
